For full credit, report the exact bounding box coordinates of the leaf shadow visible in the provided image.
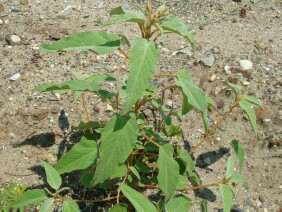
[13,132,56,148]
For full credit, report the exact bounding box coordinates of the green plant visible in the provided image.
[3,2,262,211]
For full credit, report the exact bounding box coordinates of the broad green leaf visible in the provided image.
[176,175,187,190]
[159,15,195,48]
[92,113,138,185]
[222,81,241,96]
[130,166,141,180]
[62,199,79,212]
[41,161,62,190]
[110,165,128,179]
[119,184,157,212]
[40,31,121,54]
[188,172,201,186]
[165,196,191,212]
[108,203,128,212]
[219,184,233,212]
[226,156,234,180]
[86,75,118,83]
[55,137,98,174]
[179,149,194,174]
[239,99,258,135]
[201,199,208,212]
[157,144,180,201]
[118,32,131,47]
[175,70,209,133]
[230,173,247,184]
[123,39,160,113]
[244,95,262,107]
[110,6,127,15]
[231,140,245,172]
[104,9,146,26]
[181,94,193,116]
[35,79,99,93]
[135,162,150,173]
[40,198,54,212]
[71,71,84,79]
[11,189,47,208]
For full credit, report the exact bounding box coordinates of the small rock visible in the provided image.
[224,65,231,74]
[216,99,225,109]
[271,5,278,11]
[31,109,49,121]
[50,106,60,114]
[20,0,29,5]
[161,47,170,54]
[239,60,253,70]
[105,104,113,112]
[0,19,3,25]
[209,74,216,82]
[49,31,61,40]
[8,34,22,45]
[0,4,4,13]
[242,81,250,86]
[259,195,265,203]
[10,73,21,81]
[172,47,192,56]
[165,100,173,109]
[200,55,215,67]
[256,200,262,207]
[0,129,7,139]
[246,198,253,207]
[21,75,28,80]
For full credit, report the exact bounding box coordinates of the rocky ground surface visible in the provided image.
[0,0,281,211]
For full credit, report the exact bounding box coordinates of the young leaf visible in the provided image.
[129,166,141,180]
[159,15,195,48]
[239,99,258,135]
[179,149,194,174]
[175,70,210,133]
[92,113,138,185]
[165,196,191,212]
[219,184,233,212]
[157,144,180,201]
[119,184,157,212]
[41,161,62,190]
[55,137,98,174]
[104,8,146,26]
[10,189,47,209]
[108,203,128,212]
[230,173,247,184]
[39,198,54,212]
[243,95,262,107]
[226,156,235,180]
[40,31,121,55]
[62,199,80,212]
[200,199,208,212]
[231,140,245,173]
[123,39,160,113]
[222,81,241,96]
[175,175,187,190]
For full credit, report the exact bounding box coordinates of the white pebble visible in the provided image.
[240,60,253,70]
[209,74,216,82]
[224,65,231,74]
[10,73,21,81]
[165,100,173,109]
[11,35,21,43]
[105,104,114,112]
[242,81,250,86]
[0,19,3,25]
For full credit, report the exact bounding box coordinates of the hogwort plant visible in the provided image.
[2,2,262,211]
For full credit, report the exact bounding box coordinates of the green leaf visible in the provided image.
[35,79,99,93]
[92,113,138,185]
[55,137,98,174]
[200,199,208,212]
[226,156,235,180]
[130,166,141,180]
[39,198,54,212]
[108,203,128,212]
[231,140,245,173]
[243,95,262,107]
[10,189,47,208]
[176,175,187,190]
[181,94,193,116]
[71,71,84,79]
[239,99,258,135]
[71,121,105,131]
[86,75,118,83]
[159,15,195,48]
[62,199,79,212]
[104,8,146,26]
[123,39,160,113]
[165,196,191,212]
[41,161,62,190]
[222,81,241,96]
[188,172,201,186]
[135,162,150,173]
[40,31,121,54]
[179,149,194,174]
[219,184,233,212]
[119,184,157,212]
[230,173,247,184]
[175,70,209,133]
[110,165,128,179]
[157,144,180,201]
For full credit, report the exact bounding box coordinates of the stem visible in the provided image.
[117,170,129,204]
[118,47,129,59]
[74,195,124,203]
[143,133,161,148]
[81,93,93,133]
[153,73,176,78]
[189,100,240,154]
[139,24,145,38]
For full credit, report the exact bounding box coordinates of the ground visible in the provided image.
[0,0,281,211]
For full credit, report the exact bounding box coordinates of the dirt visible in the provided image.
[0,0,281,211]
